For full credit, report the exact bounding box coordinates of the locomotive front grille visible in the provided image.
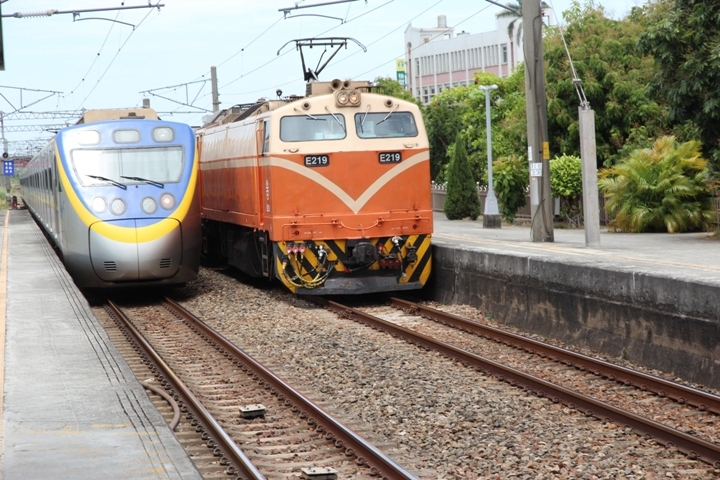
[159,258,172,269]
[103,261,118,272]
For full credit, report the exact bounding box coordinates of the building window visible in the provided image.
[502,45,508,64]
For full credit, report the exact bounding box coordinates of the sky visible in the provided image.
[0,0,644,156]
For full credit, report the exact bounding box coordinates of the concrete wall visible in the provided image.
[426,245,720,390]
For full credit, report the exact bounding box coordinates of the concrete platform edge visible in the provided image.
[427,243,720,390]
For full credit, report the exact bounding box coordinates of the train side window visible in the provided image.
[262,120,270,154]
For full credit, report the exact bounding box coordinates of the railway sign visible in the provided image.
[3,160,13,176]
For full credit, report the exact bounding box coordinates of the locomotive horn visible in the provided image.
[331,79,343,91]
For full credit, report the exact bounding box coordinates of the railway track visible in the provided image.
[311,296,720,469]
[96,297,418,479]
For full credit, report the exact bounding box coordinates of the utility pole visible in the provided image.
[210,66,220,113]
[523,0,554,242]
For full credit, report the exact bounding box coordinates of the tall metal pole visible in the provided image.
[210,66,220,113]
[480,85,501,228]
[523,0,554,242]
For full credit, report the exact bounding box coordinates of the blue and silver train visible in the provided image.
[19,108,201,289]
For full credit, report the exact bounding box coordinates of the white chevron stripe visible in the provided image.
[200,151,429,214]
[262,151,429,214]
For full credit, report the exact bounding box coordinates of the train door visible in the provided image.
[51,147,61,241]
[223,126,232,213]
[195,134,204,211]
[255,118,270,277]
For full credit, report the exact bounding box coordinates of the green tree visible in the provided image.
[544,1,665,167]
[465,70,528,179]
[496,0,550,45]
[598,136,715,233]
[424,85,473,181]
[444,136,481,220]
[638,0,720,170]
[549,154,583,226]
[373,76,419,104]
[492,155,529,223]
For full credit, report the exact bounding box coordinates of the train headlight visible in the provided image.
[78,130,101,146]
[336,91,349,106]
[110,198,126,215]
[348,90,361,106]
[153,127,174,143]
[141,197,157,214]
[91,196,107,213]
[160,193,175,210]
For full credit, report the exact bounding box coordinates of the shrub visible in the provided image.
[598,136,715,233]
[491,155,528,223]
[549,154,583,227]
[444,136,481,220]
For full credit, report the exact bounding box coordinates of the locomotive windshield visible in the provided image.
[71,146,184,187]
[280,114,347,141]
[355,112,418,139]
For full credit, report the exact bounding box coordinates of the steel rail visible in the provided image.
[162,297,417,480]
[315,297,720,468]
[104,300,265,480]
[389,297,720,415]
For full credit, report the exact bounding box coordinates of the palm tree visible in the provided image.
[598,137,716,233]
[496,0,550,46]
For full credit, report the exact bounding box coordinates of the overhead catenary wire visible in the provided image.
[65,9,124,98]
[547,0,588,106]
[352,4,490,79]
[175,0,400,121]
[73,6,161,110]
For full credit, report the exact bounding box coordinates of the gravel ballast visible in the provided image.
[174,268,716,479]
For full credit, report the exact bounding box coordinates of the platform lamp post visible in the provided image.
[480,84,501,228]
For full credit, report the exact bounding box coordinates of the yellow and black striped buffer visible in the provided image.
[272,235,432,293]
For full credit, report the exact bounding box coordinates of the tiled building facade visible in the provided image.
[404,15,521,104]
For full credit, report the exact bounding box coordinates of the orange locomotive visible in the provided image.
[196,80,433,294]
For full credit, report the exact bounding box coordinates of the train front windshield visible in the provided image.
[355,112,418,138]
[72,146,184,186]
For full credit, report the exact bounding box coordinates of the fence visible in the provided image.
[431,182,616,225]
[432,184,720,227]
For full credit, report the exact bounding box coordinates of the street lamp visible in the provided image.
[479,84,501,228]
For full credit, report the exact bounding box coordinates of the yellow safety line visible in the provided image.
[0,210,9,454]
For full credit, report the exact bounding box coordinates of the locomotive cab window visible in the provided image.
[72,146,185,186]
[280,114,346,142]
[355,112,418,139]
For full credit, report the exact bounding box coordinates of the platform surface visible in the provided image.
[1,210,201,479]
[433,212,720,285]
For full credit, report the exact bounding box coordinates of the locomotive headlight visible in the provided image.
[348,90,361,106]
[160,193,175,210]
[91,196,107,213]
[153,127,174,143]
[78,130,101,146]
[141,197,157,214]
[110,198,126,215]
[336,91,349,106]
